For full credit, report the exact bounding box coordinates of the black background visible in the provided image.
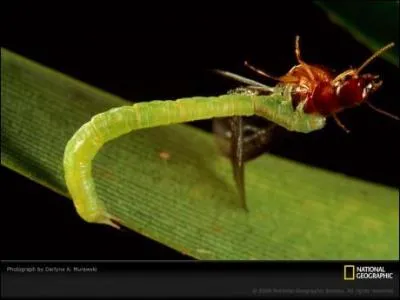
[2,2,399,260]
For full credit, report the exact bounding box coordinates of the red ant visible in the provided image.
[244,36,399,133]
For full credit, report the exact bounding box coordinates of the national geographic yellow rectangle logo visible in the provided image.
[344,265,355,280]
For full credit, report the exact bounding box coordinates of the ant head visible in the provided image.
[333,42,394,107]
[334,71,382,107]
[360,73,383,98]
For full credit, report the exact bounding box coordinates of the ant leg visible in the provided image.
[242,128,272,145]
[243,124,264,133]
[245,85,275,95]
[244,61,282,81]
[295,35,315,81]
[228,86,273,96]
[332,69,356,85]
[365,101,400,120]
[332,113,350,133]
[295,35,304,64]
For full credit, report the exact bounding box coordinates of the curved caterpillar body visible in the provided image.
[63,90,326,228]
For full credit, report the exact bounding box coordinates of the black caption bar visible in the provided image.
[1,261,399,298]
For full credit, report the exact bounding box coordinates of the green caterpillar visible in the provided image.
[63,86,326,228]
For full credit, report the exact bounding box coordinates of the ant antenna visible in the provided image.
[244,61,282,81]
[365,101,400,120]
[332,113,350,133]
[356,42,395,75]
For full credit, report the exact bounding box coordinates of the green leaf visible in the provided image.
[1,48,398,260]
[315,1,399,67]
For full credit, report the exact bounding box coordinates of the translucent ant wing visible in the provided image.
[213,116,281,210]
[212,69,274,91]
[212,70,284,209]
[230,116,246,210]
[213,116,280,162]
